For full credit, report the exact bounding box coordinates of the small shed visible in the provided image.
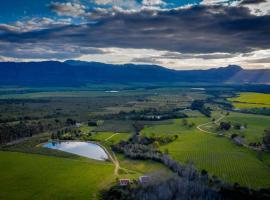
[119,179,130,186]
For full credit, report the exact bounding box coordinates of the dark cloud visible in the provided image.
[240,0,267,5]
[1,4,270,59]
[0,42,104,60]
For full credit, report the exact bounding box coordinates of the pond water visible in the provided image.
[191,88,205,91]
[43,141,108,161]
[105,90,119,93]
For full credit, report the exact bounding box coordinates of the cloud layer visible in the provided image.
[0,1,270,69]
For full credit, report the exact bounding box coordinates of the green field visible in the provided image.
[199,111,270,144]
[228,92,270,109]
[223,112,270,143]
[0,151,115,200]
[1,86,270,198]
[0,145,167,199]
[142,117,270,188]
[0,132,169,199]
[90,132,132,145]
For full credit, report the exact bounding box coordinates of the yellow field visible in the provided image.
[228,92,270,109]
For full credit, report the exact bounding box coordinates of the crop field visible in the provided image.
[142,117,270,188]
[228,92,270,109]
[0,151,115,200]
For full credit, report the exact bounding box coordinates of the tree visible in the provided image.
[233,123,241,130]
[219,122,231,131]
[182,119,188,126]
[191,100,211,117]
[231,133,238,139]
[133,121,145,134]
[88,120,97,126]
[66,118,76,125]
[263,129,270,150]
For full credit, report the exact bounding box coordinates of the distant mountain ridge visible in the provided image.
[0,60,269,86]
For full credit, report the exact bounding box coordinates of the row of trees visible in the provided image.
[106,131,270,200]
[103,170,222,200]
[51,128,89,140]
[104,171,270,200]
[95,108,187,121]
[0,118,78,144]
[263,129,270,150]
[0,120,60,144]
[191,100,211,117]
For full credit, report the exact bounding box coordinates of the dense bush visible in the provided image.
[191,100,211,117]
[0,120,61,144]
[97,108,187,121]
[219,122,231,131]
[263,129,270,150]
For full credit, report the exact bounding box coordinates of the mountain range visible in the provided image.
[0,60,269,86]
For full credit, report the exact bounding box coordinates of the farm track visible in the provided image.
[196,115,225,134]
[99,143,120,176]
[105,133,120,141]
[101,133,138,176]
[196,114,262,151]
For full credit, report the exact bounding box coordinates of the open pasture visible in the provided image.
[0,151,115,200]
[90,132,132,144]
[228,92,270,109]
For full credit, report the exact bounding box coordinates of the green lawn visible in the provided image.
[142,117,270,188]
[0,151,115,200]
[228,92,270,109]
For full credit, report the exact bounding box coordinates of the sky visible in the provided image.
[0,0,270,69]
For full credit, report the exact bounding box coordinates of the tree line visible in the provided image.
[191,100,211,117]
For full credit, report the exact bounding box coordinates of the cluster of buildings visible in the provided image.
[119,176,150,186]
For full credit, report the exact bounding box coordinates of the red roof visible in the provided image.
[119,179,130,186]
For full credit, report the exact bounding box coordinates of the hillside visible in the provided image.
[0,61,269,86]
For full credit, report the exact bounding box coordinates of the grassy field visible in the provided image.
[0,134,168,199]
[88,131,170,180]
[199,111,270,144]
[228,92,270,109]
[142,117,270,188]
[90,132,132,144]
[223,112,270,143]
[2,86,270,197]
[0,151,115,200]
[116,153,171,179]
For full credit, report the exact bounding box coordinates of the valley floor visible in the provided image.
[1,86,270,199]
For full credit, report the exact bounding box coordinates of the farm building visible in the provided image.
[119,179,130,186]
